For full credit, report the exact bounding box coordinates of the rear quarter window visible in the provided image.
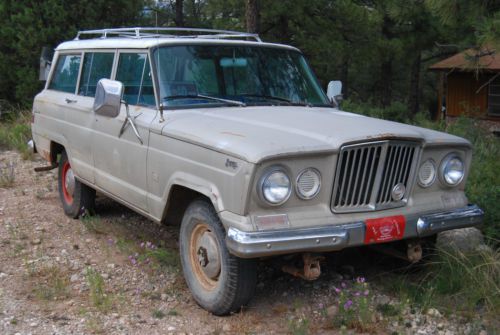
[48,54,81,93]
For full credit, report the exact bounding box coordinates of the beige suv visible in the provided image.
[31,27,483,315]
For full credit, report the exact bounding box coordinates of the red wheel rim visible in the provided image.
[62,161,74,205]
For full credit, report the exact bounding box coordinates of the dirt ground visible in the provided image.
[0,151,495,335]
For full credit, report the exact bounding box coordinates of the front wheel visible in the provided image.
[58,150,95,218]
[179,199,257,315]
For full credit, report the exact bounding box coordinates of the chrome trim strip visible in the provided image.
[416,204,483,236]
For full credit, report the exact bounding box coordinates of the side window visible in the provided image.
[116,53,154,106]
[79,52,114,97]
[48,54,81,93]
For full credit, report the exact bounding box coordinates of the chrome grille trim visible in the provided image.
[331,140,420,213]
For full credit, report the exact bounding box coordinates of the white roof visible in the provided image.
[56,37,299,52]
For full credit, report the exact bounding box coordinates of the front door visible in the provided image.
[92,52,156,211]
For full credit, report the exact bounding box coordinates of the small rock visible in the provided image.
[61,249,68,256]
[437,322,444,330]
[30,321,38,327]
[101,273,109,280]
[161,294,167,301]
[326,305,339,318]
[436,228,484,253]
[107,263,115,269]
[31,238,41,245]
[167,326,176,331]
[479,331,487,335]
[85,239,91,243]
[0,272,7,279]
[70,274,79,283]
[427,308,441,318]
[222,323,231,332]
[112,313,120,319]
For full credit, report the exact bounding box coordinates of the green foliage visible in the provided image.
[0,0,146,107]
[287,317,309,335]
[0,110,33,160]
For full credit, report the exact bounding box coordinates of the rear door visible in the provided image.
[91,51,157,211]
[41,52,96,183]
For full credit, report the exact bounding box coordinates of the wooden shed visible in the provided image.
[430,46,500,132]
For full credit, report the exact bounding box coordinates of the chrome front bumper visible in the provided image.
[226,204,484,258]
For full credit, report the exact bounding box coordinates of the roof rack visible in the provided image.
[75,27,262,42]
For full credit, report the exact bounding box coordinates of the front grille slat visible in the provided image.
[332,140,419,213]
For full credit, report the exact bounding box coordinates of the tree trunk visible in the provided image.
[245,0,260,33]
[340,50,349,99]
[408,51,422,117]
[174,0,183,27]
[380,60,393,107]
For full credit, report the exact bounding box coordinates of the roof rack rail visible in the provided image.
[75,27,262,42]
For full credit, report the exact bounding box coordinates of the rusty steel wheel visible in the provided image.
[179,199,257,315]
[189,222,222,291]
[58,150,95,218]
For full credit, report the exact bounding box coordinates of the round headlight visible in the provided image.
[440,154,464,186]
[296,168,321,199]
[260,168,291,205]
[418,159,436,188]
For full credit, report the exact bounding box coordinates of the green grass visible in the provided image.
[85,267,113,312]
[32,266,70,301]
[387,246,499,319]
[152,309,166,319]
[0,162,15,188]
[0,110,33,160]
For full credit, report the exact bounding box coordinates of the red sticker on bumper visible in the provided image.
[364,215,406,244]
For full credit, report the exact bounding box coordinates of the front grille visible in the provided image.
[332,140,420,213]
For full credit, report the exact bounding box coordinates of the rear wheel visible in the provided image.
[58,150,95,218]
[179,199,257,315]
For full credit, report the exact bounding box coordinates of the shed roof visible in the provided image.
[430,46,500,71]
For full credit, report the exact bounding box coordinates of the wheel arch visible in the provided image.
[161,179,223,226]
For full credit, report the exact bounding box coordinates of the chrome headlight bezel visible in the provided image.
[257,166,292,206]
[417,159,437,188]
[439,153,465,187]
[295,168,322,200]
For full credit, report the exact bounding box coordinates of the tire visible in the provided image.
[179,199,257,315]
[58,150,95,218]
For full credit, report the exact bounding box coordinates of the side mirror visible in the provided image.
[39,47,53,81]
[93,79,123,117]
[327,80,343,107]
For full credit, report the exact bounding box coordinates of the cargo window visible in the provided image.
[48,54,81,93]
[78,52,114,97]
[116,53,154,106]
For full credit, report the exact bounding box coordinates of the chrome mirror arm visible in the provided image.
[118,100,144,145]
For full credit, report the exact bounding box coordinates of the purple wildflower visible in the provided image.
[354,291,361,297]
[364,289,369,296]
[356,276,366,283]
[343,300,353,310]
[341,282,347,288]
[107,238,114,246]
[140,242,145,248]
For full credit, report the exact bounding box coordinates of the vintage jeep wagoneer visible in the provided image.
[31,27,483,315]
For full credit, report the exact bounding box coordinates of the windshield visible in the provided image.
[153,45,330,108]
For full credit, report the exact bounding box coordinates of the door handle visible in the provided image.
[65,98,77,104]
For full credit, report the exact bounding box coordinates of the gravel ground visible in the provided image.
[0,151,495,334]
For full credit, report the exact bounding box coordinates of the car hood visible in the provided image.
[160,106,470,163]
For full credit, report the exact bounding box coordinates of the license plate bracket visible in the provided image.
[364,215,406,244]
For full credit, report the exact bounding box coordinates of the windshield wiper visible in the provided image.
[240,94,310,106]
[163,94,246,107]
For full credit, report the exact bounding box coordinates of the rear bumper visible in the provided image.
[226,204,484,258]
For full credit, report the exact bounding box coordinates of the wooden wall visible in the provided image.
[446,72,490,118]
